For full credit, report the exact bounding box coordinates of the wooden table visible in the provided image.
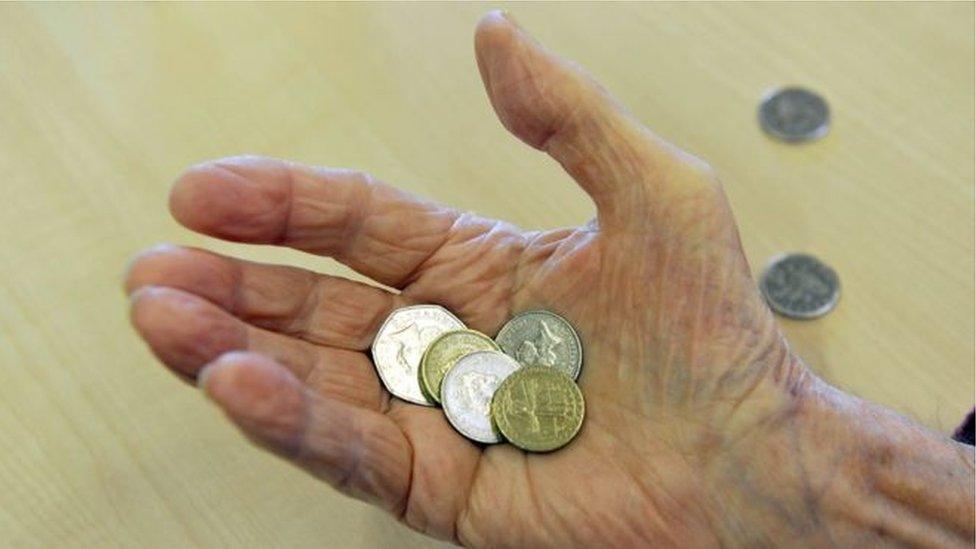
[1,3,971,546]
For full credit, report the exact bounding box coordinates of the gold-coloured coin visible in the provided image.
[491,366,584,452]
[419,329,499,404]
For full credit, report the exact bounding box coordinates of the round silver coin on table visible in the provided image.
[495,310,582,379]
[760,253,840,320]
[371,305,465,405]
[759,87,830,143]
[441,350,521,444]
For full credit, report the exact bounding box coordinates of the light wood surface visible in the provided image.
[1,3,972,547]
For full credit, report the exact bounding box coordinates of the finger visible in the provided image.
[474,11,715,226]
[129,286,385,410]
[169,155,461,288]
[125,244,404,350]
[199,352,411,515]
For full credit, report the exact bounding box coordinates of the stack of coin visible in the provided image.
[371,306,585,452]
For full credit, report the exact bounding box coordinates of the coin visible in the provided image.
[760,253,840,319]
[419,329,500,404]
[371,305,465,405]
[441,351,521,444]
[491,366,584,453]
[758,87,830,143]
[495,310,582,379]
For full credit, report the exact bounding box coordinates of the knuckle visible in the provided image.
[339,421,390,496]
[308,280,393,348]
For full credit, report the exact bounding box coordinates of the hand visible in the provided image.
[126,12,974,547]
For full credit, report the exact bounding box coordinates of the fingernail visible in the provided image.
[128,285,159,305]
[197,362,218,392]
[198,351,255,393]
[122,243,177,294]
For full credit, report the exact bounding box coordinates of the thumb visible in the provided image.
[475,11,715,227]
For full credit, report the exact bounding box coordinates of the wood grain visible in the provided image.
[0,3,971,547]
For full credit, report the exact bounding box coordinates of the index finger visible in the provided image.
[169,155,461,288]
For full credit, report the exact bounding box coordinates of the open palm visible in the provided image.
[127,12,802,547]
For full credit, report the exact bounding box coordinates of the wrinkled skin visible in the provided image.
[127,12,813,547]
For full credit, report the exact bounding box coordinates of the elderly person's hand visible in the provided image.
[125,12,974,547]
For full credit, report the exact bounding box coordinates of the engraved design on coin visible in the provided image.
[516,319,562,367]
[371,305,465,406]
[759,87,830,143]
[441,351,521,444]
[419,329,500,404]
[760,253,840,320]
[389,323,440,376]
[495,310,582,379]
[492,366,584,453]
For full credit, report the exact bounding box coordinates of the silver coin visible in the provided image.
[760,253,840,319]
[495,310,582,379]
[441,350,521,444]
[371,305,465,405]
[758,87,830,143]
